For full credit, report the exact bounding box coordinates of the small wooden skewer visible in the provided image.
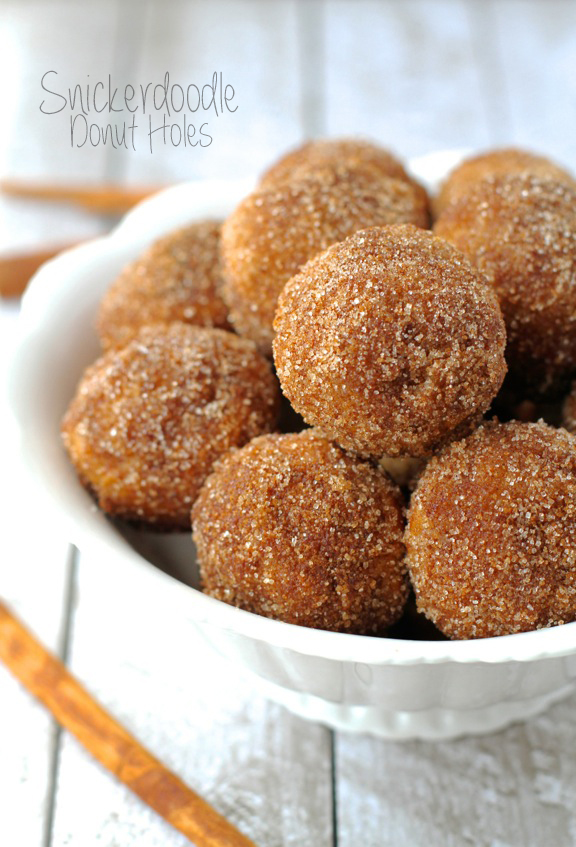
[0,243,81,298]
[0,180,163,215]
[0,599,258,847]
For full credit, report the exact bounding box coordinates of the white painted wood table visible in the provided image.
[2,2,576,844]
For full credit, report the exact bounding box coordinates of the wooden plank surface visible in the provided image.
[323,0,493,158]
[123,0,304,184]
[0,3,123,844]
[0,442,73,847]
[3,1,576,845]
[335,693,576,847]
[0,1,122,251]
[491,0,576,170]
[49,553,334,847]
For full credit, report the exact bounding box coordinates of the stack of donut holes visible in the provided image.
[62,138,576,640]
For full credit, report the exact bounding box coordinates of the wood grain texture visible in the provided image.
[0,600,258,847]
[323,0,492,158]
[490,0,576,170]
[0,2,120,252]
[0,4,132,843]
[3,1,576,845]
[49,552,334,847]
[0,466,72,847]
[0,0,118,181]
[0,284,72,847]
[123,0,304,184]
[334,693,576,847]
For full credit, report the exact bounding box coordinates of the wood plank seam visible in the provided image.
[43,0,144,833]
[43,545,79,847]
[330,730,339,847]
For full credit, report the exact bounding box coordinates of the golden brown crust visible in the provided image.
[220,167,430,356]
[435,147,576,215]
[260,137,429,207]
[273,225,507,458]
[97,221,229,351]
[405,421,576,639]
[260,138,412,184]
[192,430,408,634]
[61,324,280,530]
[434,173,576,397]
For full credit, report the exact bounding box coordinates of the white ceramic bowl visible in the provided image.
[9,151,576,740]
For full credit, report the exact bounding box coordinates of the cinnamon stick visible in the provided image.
[0,599,257,847]
[0,244,81,298]
[0,180,162,215]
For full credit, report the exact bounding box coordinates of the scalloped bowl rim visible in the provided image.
[9,148,576,668]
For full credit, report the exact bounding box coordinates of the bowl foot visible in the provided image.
[250,675,576,740]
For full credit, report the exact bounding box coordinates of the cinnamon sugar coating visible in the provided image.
[192,430,408,633]
[97,221,229,351]
[406,421,576,639]
[273,225,506,458]
[260,137,428,201]
[220,167,430,356]
[563,383,576,434]
[436,147,575,214]
[434,173,576,397]
[61,324,280,530]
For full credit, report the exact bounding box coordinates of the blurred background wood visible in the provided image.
[2,1,576,845]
